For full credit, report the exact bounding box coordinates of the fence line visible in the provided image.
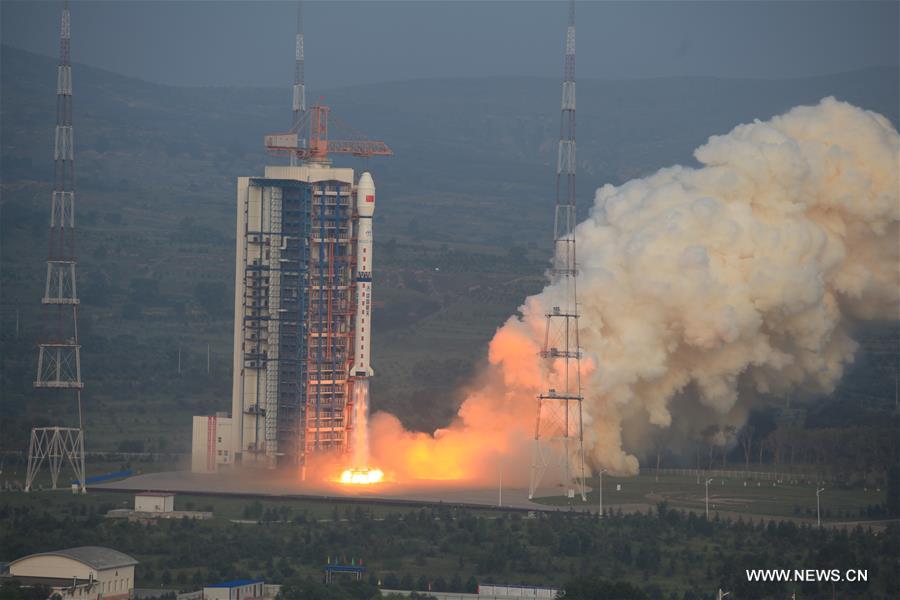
[0,450,188,461]
[641,467,835,483]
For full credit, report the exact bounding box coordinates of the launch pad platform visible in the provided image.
[91,469,597,513]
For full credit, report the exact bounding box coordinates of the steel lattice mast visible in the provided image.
[529,0,587,502]
[25,0,87,493]
[290,0,306,166]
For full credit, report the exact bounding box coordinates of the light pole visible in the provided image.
[716,590,730,600]
[816,487,825,527]
[498,461,502,507]
[598,469,607,518]
[705,478,714,520]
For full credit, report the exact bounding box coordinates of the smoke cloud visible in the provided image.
[368,98,899,484]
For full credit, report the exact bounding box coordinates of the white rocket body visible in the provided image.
[353,172,375,377]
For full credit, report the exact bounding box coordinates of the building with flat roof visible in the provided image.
[7,546,137,600]
[134,491,174,513]
[191,414,234,473]
[380,584,560,600]
[203,579,272,600]
[477,583,559,598]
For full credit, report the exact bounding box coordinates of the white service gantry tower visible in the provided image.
[226,1,390,465]
[26,0,88,493]
[529,0,588,502]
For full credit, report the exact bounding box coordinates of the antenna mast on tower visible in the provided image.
[25,0,87,493]
[529,0,587,502]
[270,1,390,164]
[290,0,306,166]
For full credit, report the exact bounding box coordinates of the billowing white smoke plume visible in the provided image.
[370,98,899,482]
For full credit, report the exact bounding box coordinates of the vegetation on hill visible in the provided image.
[1,46,897,475]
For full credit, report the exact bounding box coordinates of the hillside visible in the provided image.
[1,44,897,454]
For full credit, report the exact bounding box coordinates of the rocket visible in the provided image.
[352,172,375,377]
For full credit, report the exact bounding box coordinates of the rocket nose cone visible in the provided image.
[357,171,376,216]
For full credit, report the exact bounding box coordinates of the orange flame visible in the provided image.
[339,467,385,485]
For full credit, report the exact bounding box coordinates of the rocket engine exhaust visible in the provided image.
[358,98,899,487]
[340,379,384,485]
[351,380,371,467]
[339,171,384,485]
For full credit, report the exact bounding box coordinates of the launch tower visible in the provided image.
[25,0,87,493]
[190,2,390,472]
[228,111,388,468]
[224,0,389,467]
[231,162,352,466]
[529,0,587,501]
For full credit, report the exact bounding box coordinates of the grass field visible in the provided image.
[535,472,889,523]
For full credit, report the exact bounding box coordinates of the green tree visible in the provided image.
[193,281,228,316]
[886,463,900,516]
[279,579,343,600]
[128,277,159,304]
[464,576,478,593]
[560,576,649,600]
[0,581,53,600]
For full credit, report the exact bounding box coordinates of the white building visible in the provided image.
[381,584,560,600]
[134,492,174,513]
[478,584,559,599]
[191,414,233,473]
[8,546,138,600]
[203,579,271,600]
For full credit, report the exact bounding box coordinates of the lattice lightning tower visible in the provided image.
[290,1,306,166]
[25,0,87,493]
[529,0,587,501]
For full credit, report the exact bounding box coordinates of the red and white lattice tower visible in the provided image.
[290,1,306,166]
[529,0,587,501]
[25,0,87,493]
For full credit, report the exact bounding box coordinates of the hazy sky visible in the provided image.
[2,1,897,89]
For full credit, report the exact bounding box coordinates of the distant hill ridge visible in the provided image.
[2,41,897,247]
[4,43,896,93]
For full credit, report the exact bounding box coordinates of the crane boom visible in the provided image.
[266,104,392,161]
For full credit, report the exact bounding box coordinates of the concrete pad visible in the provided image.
[92,469,598,513]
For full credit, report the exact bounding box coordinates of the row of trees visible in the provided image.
[651,419,898,489]
[2,495,898,599]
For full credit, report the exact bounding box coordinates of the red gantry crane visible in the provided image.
[265,103,392,162]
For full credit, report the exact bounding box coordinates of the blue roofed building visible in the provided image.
[203,579,279,600]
